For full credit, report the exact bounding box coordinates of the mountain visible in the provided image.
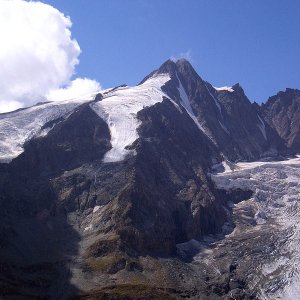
[0,59,299,299]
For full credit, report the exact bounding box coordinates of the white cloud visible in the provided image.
[170,50,193,63]
[0,100,23,114]
[0,0,100,113]
[47,78,101,101]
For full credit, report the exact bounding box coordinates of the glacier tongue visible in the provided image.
[211,156,300,300]
[90,74,171,163]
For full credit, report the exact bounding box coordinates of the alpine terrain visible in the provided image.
[0,59,300,300]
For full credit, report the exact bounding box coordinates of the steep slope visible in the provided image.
[261,88,300,152]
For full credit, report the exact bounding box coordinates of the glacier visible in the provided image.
[210,155,300,299]
[90,74,172,163]
[0,97,94,163]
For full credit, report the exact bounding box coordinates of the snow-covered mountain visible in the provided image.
[0,74,172,163]
[0,59,295,165]
[0,59,299,299]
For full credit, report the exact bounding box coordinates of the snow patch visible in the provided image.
[222,160,234,172]
[205,84,222,113]
[211,160,236,174]
[218,120,230,135]
[214,86,234,92]
[84,224,93,231]
[176,74,213,141]
[93,205,102,213]
[257,114,267,140]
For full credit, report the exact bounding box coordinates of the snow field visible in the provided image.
[0,97,93,162]
[90,74,171,162]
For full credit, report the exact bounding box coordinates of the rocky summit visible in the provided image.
[0,59,300,299]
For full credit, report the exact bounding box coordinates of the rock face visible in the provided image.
[0,59,299,299]
[0,104,112,298]
[152,59,284,161]
[260,88,300,152]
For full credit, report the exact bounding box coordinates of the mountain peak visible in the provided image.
[157,59,177,75]
[139,58,201,85]
[158,58,201,83]
[138,59,175,84]
[231,83,246,96]
[157,58,195,75]
[175,58,192,68]
[157,58,192,72]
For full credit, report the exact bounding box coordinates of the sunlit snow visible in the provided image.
[0,96,95,162]
[91,74,171,163]
[214,86,234,92]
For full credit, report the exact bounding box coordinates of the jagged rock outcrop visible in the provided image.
[260,88,300,152]
[151,59,284,161]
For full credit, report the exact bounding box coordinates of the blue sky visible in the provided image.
[42,0,299,103]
